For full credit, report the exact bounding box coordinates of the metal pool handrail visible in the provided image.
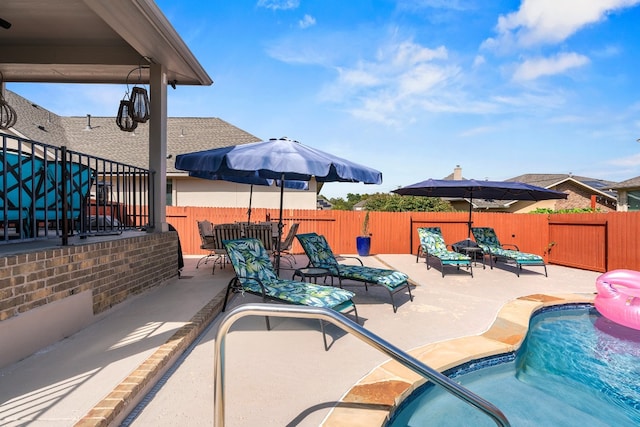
[214,303,510,427]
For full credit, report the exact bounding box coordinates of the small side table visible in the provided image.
[458,246,485,268]
[293,267,333,285]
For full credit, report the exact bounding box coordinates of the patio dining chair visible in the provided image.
[273,222,300,268]
[196,220,217,269]
[243,223,274,251]
[416,227,473,277]
[471,227,548,277]
[296,232,413,313]
[221,238,359,350]
[208,223,243,274]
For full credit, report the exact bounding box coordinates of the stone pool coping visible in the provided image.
[321,293,595,427]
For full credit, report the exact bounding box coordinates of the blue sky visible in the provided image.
[8,0,640,198]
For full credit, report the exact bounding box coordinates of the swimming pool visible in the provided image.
[388,305,640,426]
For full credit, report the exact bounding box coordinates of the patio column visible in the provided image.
[149,63,168,232]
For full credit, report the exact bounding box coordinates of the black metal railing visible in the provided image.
[0,134,152,245]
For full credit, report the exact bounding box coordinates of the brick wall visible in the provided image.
[554,182,615,212]
[0,231,179,322]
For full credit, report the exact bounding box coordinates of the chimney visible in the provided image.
[84,114,92,131]
[453,165,462,180]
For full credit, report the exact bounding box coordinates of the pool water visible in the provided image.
[388,306,640,426]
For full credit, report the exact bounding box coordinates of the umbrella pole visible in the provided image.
[467,195,473,239]
[247,184,253,225]
[275,174,285,274]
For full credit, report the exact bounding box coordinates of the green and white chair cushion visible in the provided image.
[223,238,355,308]
[221,238,358,350]
[471,227,547,276]
[416,227,473,277]
[236,276,356,308]
[296,232,413,312]
[329,265,408,291]
[483,247,543,264]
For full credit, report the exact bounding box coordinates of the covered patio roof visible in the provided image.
[0,0,213,232]
[0,0,212,86]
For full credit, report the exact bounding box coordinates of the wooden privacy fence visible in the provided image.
[167,206,640,273]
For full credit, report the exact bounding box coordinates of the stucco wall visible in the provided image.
[171,176,318,209]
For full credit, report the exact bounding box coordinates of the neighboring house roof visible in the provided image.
[507,173,618,199]
[4,90,261,172]
[610,176,640,190]
[442,172,467,180]
[440,171,619,211]
[317,198,332,210]
[352,200,367,211]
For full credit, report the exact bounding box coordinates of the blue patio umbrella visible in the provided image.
[392,178,567,237]
[176,137,383,271]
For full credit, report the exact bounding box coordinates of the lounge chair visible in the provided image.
[221,238,358,350]
[296,232,413,312]
[416,227,473,277]
[471,227,548,277]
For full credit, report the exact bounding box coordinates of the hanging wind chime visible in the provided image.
[116,66,150,132]
[0,71,17,130]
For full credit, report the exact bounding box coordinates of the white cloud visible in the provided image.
[319,40,466,124]
[458,125,498,137]
[610,153,640,167]
[298,14,316,29]
[472,55,485,67]
[491,90,567,110]
[592,44,622,58]
[338,68,380,87]
[257,0,299,11]
[513,52,590,81]
[397,0,477,11]
[484,0,640,50]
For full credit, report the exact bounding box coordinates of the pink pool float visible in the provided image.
[595,269,640,331]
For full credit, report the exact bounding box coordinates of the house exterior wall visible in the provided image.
[618,190,629,211]
[0,232,178,368]
[616,189,640,212]
[552,182,615,212]
[510,199,557,213]
[172,176,318,209]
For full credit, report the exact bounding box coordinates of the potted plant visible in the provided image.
[356,211,372,256]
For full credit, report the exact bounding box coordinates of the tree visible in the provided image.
[326,192,454,212]
[328,193,369,210]
[363,193,453,212]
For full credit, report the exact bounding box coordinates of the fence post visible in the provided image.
[61,146,69,245]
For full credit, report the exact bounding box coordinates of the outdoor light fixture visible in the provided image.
[130,86,150,123]
[116,97,137,132]
[0,72,17,130]
[116,66,150,131]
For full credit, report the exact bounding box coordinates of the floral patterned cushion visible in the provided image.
[223,238,355,308]
[296,232,409,291]
[417,227,471,266]
[471,227,544,265]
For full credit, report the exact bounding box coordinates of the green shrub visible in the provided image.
[529,207,601,214]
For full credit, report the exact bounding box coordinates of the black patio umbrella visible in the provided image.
[175,137,383,272]
[392,178,568,237]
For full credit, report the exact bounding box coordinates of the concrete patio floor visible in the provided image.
[0,252,600,426]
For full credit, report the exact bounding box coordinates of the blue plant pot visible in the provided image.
[356,236,371,257]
